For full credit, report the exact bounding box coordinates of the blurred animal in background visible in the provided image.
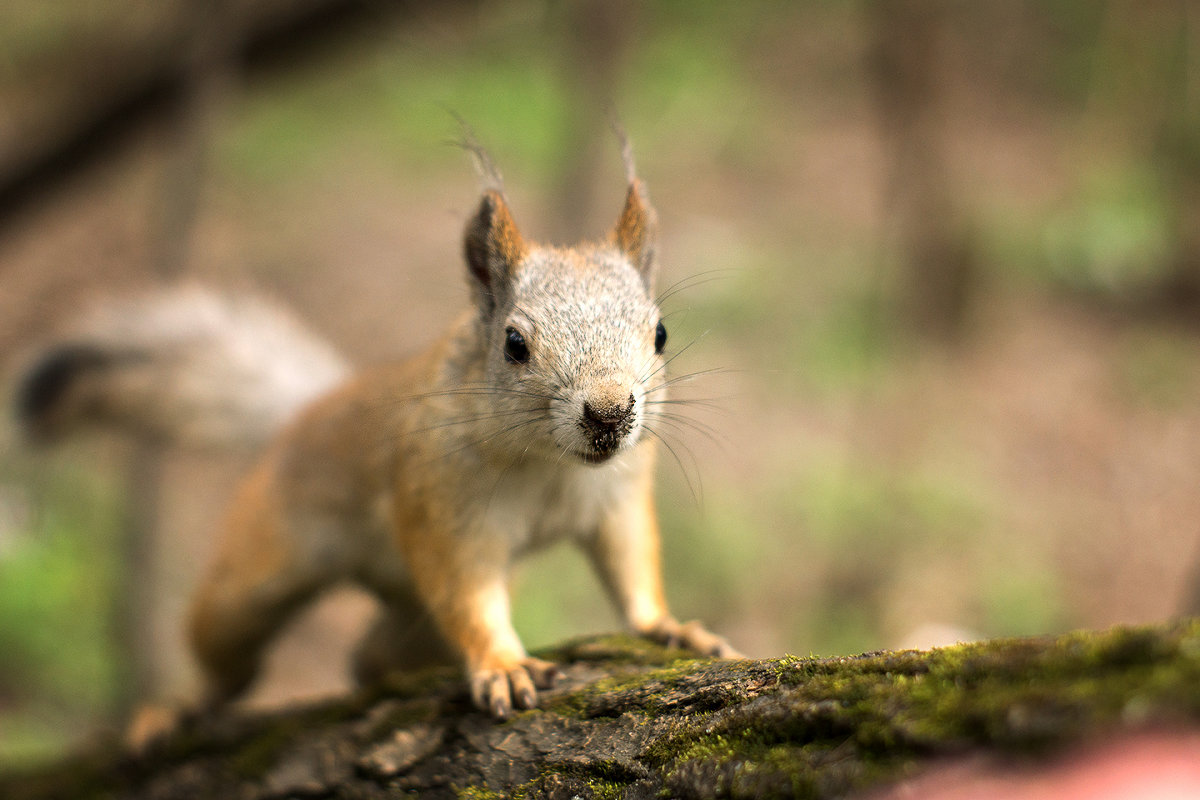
[14,140,741,726]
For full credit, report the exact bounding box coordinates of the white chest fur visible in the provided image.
[478,450,647,555]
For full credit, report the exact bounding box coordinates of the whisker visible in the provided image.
[635,347,662,387]
[368,384,560,411]
[643,367,732,396]
[646,419,730,463]
[643,426,703,507]
[417,414,549,467]
[643,397,727,413]
[484,446,528,514]
[553,439,571,469]
[645,410,727,446]
[410,405,546,435]
[655,269,738,306]
[641,331,711,385]
[429,386,559,402]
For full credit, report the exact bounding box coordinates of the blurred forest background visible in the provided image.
[3,0,1200,769]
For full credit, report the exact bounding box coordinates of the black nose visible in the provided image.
[583,393,635,430]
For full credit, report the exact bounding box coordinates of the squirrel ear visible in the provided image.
[612,179,658,288]
[464,190,526,314]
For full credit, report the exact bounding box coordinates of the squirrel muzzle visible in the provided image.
[578,386,636,463]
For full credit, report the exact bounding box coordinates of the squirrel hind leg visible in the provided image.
[186,459,343,708]
[188,574,326,708]
[351,592,457,687]
[187,500,335,709]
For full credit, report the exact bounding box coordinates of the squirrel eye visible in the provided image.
[654,320,667,355]
[504,327,529,364]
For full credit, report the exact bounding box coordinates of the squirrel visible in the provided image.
[14,136,741,719]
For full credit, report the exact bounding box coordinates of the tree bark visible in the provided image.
[5,622,1200,799]
[868,0,977,341]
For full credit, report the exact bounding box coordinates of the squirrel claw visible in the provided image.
[642,618,744,660]
[470,657,562,719]
[521,656,562,689]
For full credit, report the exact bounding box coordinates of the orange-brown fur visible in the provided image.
[183,176,739,720]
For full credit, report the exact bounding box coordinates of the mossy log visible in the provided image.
[6,620,1200,799]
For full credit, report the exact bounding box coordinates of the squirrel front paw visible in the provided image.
[640,617,744,659]
[469,656,561,719]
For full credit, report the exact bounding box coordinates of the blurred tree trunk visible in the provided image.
[1155,2,1200,312]
[868,0,976,341]
[1161,2,1200,613]
[1133,1,1200,616]
[112,1,236,721]
[550,0,637,243]
[1083,1,1200,317]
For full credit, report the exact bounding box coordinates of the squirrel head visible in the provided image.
[462,179,666,466]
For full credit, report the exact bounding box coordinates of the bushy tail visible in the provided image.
[14,286,349,448]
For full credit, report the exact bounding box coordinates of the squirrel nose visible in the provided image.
[582,393,635,430]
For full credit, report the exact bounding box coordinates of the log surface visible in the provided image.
[5,622,1200,799]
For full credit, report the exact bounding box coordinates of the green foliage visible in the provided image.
[666,243,898,399]
[658,444,1065,659]
[0,460,123,766]
[783,460,990,654]
[217,41,572,189]
[794,461,984,553]
[788,283,896,395]
[1038,168,1173,294]
[978,568,1066,639]
[623,6,777,169]
[214,0,794,197]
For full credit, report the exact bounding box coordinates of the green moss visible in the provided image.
[540,672,648,719]
[639,621,1200,797]
[227,723,297,780]
[507,758,643,800]
[145,694,370,780]
[0,461,124,768]
[535,632,690,666]
[585,778,625,800]
[542,655,724,719]
[535,633,721,718]
[354,664,460,711]
[7,624,1200,799]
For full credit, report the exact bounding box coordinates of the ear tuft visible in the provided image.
[612,179,658,286]
[464,190,526,313]
[454,115,505,194]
